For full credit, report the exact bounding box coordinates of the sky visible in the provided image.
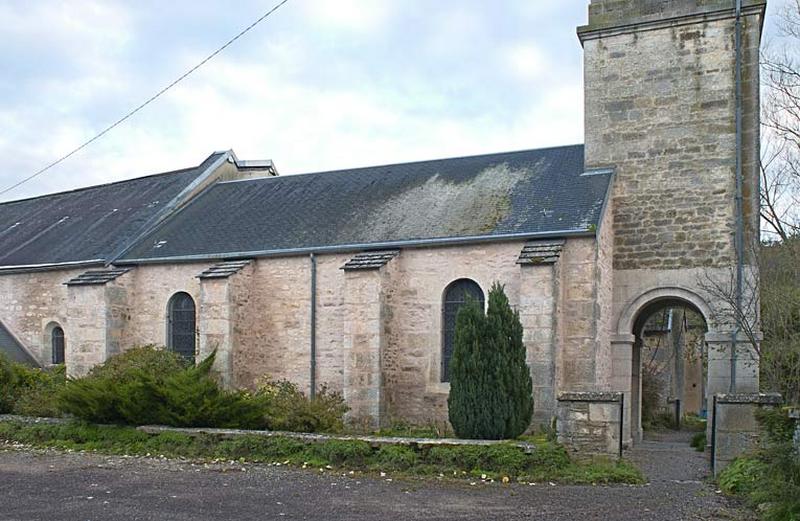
[0,0,790,202]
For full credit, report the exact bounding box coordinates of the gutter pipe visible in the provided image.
[732,0,744,393]
[310,253,317,399]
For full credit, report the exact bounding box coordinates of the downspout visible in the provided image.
[732,0,744,393]
[309,253,317,399]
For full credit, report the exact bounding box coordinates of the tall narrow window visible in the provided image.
[51,326,65,365]
[167,292,196,360]
[441,279,484,382]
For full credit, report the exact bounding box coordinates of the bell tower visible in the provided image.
[579,0,767,445]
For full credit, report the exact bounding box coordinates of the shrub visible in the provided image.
[376,444,418,470]
[58,373,127,424]
[682,414,706,432]
[313,440,372,466]
[256,380,348,433]
[59,346,188,424]
[11,364,66,417]
[0,353,67,416]
[755,406,796,443]
[690,431,706,452]
[86,345,187,382]
[0,353,18,413]
[448,283,533,439]
[140,353,265,429]
[719,457,768,497]
[717,408,800,521]
[59,347,265,429]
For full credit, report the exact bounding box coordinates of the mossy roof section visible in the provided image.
[120,145,610,261]
[0,153,224,268]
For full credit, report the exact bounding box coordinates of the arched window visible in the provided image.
[441,279,484,382]
[167,292,196,360]
[51,326,65,365]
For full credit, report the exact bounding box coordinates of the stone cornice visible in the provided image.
[577,3,766,44]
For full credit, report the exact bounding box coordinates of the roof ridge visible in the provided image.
[0,152,226,207]
[216,144,585,186]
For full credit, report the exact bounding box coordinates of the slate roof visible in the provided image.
[0,153,225,269]
[121,145,611,262]
[0,321,38,366]
[516,239,565,265]
[342,250,400,270]
[65,268,131,286]
[197,260,252,279]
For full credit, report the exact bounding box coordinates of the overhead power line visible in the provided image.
[0,0,292,198]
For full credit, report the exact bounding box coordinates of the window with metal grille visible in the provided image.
[167,292,196,361]
[51,326,65,365]
[441,279,484,382]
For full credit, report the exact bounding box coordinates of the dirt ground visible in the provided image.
[0,432,754,521]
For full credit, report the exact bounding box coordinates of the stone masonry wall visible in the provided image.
[122,263,205,351]
[0,234,606,431]
[582,6,763,270]
[380,240,583,428]
[231,254,351,394]
[0,268,83,365]
[557,237,607,393]
[557,392,623,454]
[519,262,558,425]
[594,193,615,389]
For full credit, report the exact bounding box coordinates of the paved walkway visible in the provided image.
[0,433,753,521]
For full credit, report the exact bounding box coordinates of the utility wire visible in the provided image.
[0,0,292,198]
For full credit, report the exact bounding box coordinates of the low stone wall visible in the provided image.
[0,415,537,452]
[713,393,782,475]
[556,391,622,455]
[137,425,538,452]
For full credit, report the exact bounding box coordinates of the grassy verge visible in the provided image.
[0,420,643,485]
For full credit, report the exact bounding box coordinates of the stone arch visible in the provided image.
[617,286,715,337]
[166,292,197,361]
[43,321,65,365]
[440,278,485,383]
[613,286,714,445]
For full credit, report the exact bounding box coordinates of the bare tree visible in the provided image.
[761,0,800,240]
[699,241,800,404]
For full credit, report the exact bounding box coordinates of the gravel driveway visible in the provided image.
[0,432,753,521]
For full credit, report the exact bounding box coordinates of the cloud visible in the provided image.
[299,0,396,33]
[502,43,550,83]
[0,0,592,202]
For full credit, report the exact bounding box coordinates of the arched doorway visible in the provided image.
[615,288,714,446]
[631,299,708,443]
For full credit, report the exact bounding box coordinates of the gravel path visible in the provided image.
[0,433,754,521]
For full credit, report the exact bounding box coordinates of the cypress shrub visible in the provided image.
[447,296,489,438]
[487,284,533,438]
[447,283,533,439]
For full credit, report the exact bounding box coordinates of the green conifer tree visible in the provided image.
[447,283,533,439]
[486,282,533,438]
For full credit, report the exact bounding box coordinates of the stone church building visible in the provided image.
[0,0,767,451]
